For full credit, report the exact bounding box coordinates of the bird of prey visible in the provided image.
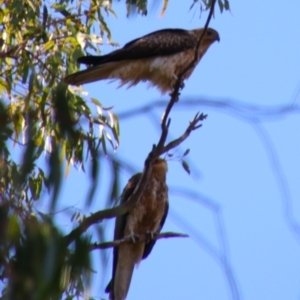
[105,158,169,300]
[64,27,220,94]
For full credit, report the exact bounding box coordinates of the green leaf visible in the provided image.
[112,126,120,149]
[22,63,29,84]
[183,149,190,157]
[224,0,230,10]
[101,134,107,155]
[29,176,42,200]
[160,0,169,17]
[43,40,55,51]
[105,131,115,151]
[0,78,8,93]
[42,5,48,28]
[7,215,21,242]
[218,0,224,13]
[91,98,102,108]
[182,160,191,175]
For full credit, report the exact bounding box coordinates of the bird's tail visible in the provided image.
[109,261,134,300]
[107,243,144,300]
[105,279,112,294]
[63,61,125,86]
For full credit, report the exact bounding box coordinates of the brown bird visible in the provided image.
[105,158,169,300]
[64,28,220,94]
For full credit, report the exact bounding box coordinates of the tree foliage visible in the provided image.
[0,0,229,298]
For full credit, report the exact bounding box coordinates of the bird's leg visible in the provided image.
[170,74,185,99]
[179,80,185,90]
[145,231,156,242]
[172,73,185,90]
[127,231,139,243]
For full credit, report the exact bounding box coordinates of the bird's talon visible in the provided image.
[128,232,139,243]
[179,81,185,90]
[146,231,155,242]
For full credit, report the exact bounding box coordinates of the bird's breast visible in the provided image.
[124,178,168,236]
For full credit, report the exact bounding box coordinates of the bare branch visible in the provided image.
[90,231,189,250]
[117,98,300,122]
[64,201,137,246]
[0,40,28,59]
[163,113,207,153]
[153,0,217,156]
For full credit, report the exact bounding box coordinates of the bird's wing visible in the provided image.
[78,29,197,66]
[63,60,129,85]
[105,173,142,294]
[64,28,220,88]
[142,200,169,259]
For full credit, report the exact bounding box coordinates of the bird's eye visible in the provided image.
[207,30,212,36]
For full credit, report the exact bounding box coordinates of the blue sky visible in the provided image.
[55,1,300,299]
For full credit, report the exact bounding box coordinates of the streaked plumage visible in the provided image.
[105,158,169,300]
[64,28,220,94]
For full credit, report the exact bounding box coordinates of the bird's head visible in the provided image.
[198,27,220,47]
[151,158,168,178]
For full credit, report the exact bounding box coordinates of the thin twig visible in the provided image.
[162,113,207,153]
[28,51,59,80]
